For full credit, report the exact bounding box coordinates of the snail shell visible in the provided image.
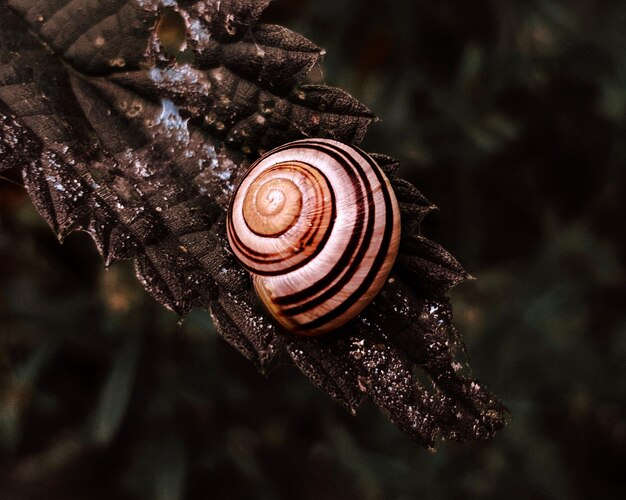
[227,139,401,335]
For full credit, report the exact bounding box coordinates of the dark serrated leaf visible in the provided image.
[398,235,470,294]
[393,178,437,232]
[0,101,39,172]
[187,0,271,42]
[285,335,365,414]
[0,0,507,446]
[221,24,322,93]
[369,153,400,179]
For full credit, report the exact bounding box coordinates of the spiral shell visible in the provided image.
[227,139,401,335]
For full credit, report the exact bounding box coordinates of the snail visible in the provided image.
[227,139,401,335]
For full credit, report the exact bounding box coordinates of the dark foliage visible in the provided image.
[0,0,505,450]
[1,0,625,498]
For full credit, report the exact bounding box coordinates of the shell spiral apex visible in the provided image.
[227,139,401,335]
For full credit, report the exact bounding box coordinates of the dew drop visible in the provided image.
[108,57,127,68]
[224,13,237,36]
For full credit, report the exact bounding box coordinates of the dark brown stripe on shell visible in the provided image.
[228,160,337,277]
[298,143,396,331]
[228,163,324,259]
[278,141,377,319]
[274,141,371,308]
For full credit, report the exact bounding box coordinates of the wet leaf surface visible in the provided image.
[0,0,506,447]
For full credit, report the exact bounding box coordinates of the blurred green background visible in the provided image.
[1,0,625,498]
